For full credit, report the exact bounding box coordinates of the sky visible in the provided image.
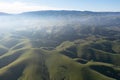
[0,0,120,13]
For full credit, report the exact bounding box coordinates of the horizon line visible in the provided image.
[0,10,120,14]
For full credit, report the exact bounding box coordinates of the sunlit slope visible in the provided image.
[46,52,115,80]
[0,36,32,68]
[56,39,120,66]
[0,37,116,80]
[56,40,120,80]
[0,50,115,80]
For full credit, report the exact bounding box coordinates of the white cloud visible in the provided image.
[0,2,61,14]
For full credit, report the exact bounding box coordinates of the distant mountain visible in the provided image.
[0,12,10,16]
[20,10,120,16]
[18,10,120,28]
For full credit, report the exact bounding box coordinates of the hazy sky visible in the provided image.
[0,0,120,13]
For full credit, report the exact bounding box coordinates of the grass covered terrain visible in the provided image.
[0,34,119,80]
[0,11,120,80]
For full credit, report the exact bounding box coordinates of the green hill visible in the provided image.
[0,36,119,80]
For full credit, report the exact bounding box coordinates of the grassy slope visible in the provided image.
[46,52,115,80]
[56,39,120,66]
[0,37,116,80]
[0,49,115,80]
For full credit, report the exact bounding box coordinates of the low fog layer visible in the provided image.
[0,11,120,33]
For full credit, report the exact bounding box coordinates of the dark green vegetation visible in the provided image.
[0,11,120,80]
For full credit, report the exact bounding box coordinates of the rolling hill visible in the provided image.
[0,10,120,80]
